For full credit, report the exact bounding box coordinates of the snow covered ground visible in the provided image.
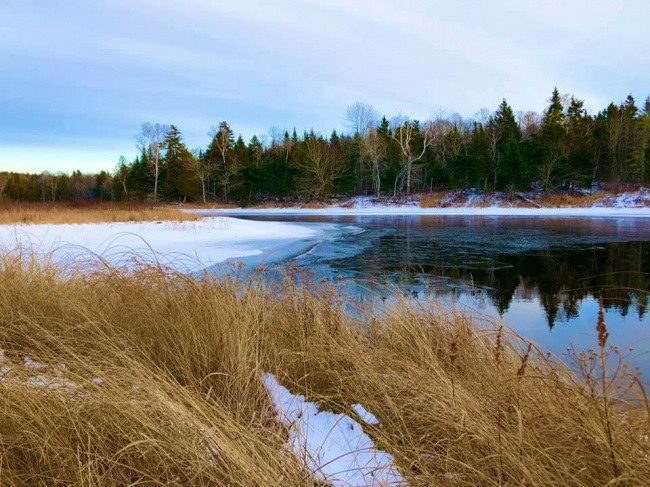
[0,217,319,272]
[263,374,405,486]
[191,190,650,217]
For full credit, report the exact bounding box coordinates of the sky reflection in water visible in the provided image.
[236,214,650,375]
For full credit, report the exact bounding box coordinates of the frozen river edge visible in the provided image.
[0,217,330,273]
[189,206,650,218]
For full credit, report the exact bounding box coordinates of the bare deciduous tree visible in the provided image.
[345,102,379,137]
[391,115,432,196]
[364,126,386,195]
[208,122,237,200]
[296,137,346,198]
[428,114,452,173]
[474,108,492,126]
[136,122,169,200]
[267,126,285,150]
[191,148,214,203]
[485,117,502,188]
[114,155,129,200]
[346,102,380,191]
[518,111,541,140]
[208,122,234,170]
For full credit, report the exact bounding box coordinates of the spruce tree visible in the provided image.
[538,88,567,189]
[162,125,197,201]
[494,99,524,190]
[467,123,493,189]
[566,97,593,186]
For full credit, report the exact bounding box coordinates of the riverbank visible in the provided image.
[197,206,650,217]
[189,189,650,217]
[0,255,647,486]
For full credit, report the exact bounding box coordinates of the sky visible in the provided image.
[1,0,649,173]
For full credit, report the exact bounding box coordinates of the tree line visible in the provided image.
[2,89,650,203]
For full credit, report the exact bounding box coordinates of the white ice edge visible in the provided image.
[263,373,405,486]
[191,207,650,217]
[0,217,319,272]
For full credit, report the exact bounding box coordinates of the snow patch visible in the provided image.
[352,403,381,426]
[0,217,318,272]
[336,196,420,210]
[594,189,650,208]
[263,373,405,486]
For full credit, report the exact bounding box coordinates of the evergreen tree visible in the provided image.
[494,99,524,190]
[566,97,593,186]
[641,98,650,184]
[538,88,567,189]
[244,135,265,199]
[467,123,493,189]
[162,125,198,201]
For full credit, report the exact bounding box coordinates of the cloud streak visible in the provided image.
[1,0,648,172]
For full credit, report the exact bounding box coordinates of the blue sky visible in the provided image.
[1,0,649,173]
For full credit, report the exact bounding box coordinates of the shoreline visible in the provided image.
[191,206,650,218]
[0,217,324,273]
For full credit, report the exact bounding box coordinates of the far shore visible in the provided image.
[192,206,650,218]
[186,188,650,217]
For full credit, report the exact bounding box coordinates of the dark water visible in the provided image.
[233,214,650,375]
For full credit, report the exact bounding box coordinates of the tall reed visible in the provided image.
[0,252,648,485]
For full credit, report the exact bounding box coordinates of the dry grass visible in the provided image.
[539,192,606,208]
[243,199,334,209]
[420,191,487,208]
[179,201,239,210]
[420,189,649,209]
[0,254,648,485]
[0,201,202,225]
[420,191,606,209]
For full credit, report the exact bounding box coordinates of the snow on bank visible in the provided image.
[191,191,650,217]
[196,206,650,218]
[0,217,318,272]
[263,374,405,486]
[595,190,650,208]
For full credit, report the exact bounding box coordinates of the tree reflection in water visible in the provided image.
[325,216,649,330]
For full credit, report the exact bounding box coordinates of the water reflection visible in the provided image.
[357,241,648,328]
[227,213,650,373]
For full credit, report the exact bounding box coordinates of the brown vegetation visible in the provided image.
[0,201,203,225]
[420,189,648,209]
[0,254,648,485]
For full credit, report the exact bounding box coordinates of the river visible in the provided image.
[216,213,650,376]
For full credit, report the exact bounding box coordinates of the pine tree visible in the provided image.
[244,135,265,199]
[162,125,197,201]
[494,99,524,190]
[537,88,568,189]
[566,97,593,186]
[467,123,493,189]
[621,95,644,182]
[641,97,650,184]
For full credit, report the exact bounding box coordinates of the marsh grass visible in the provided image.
[0,253,649,485]
[419,190,643,209]
[0,201,202,225]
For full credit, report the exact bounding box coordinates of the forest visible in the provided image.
[2,89,650,203]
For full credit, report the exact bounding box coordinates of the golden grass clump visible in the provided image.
[0,253,649,485]
[0,201,202,225]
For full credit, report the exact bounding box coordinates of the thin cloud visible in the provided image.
[0,0,648,172]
